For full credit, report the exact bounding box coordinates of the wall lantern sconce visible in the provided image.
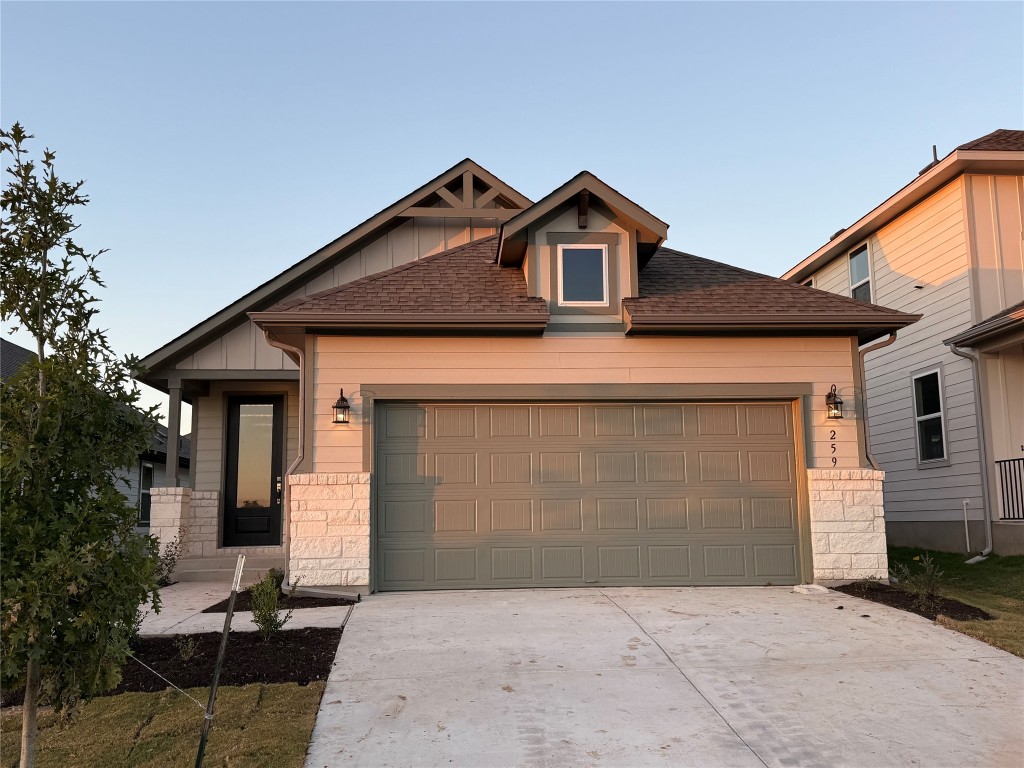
[332,389,351,424]
[825,385,844,420]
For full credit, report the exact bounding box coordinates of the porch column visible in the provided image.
[166,380,182,487]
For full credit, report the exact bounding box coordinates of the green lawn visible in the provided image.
[888,546,1024,658]
[0,682,324,768]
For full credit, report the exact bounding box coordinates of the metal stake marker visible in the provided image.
[195,554,245,768]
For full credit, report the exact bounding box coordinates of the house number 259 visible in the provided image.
[830,430,837,466]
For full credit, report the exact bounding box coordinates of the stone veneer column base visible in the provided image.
[807,469,888,582]
[287,473,371,588]
[149,487,191,555]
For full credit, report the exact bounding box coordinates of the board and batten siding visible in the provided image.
[964,174,1024,323]
[174,217,498,372]
[807,177,984,523]
[310,335,859,474]
[192,381,299,494]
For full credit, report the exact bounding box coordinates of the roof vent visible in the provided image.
[829,227,847,241]
[918,144,940,175]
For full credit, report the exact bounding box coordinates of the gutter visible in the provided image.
[945,340,994,560]
[262,330,306,589]
[857,333,898,470]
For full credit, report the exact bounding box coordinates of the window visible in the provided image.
[802,277,814,288]
[557,244,608,306]
[139,461,154,525]
[849,244,871,303]
[913,370,946,462]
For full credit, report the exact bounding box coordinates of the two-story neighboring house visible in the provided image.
[783,129,1024,557]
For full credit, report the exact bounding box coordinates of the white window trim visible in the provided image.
[557,243,609,307]
[802,277,814,288]
[848,242,872,301]
[912,367,948,464]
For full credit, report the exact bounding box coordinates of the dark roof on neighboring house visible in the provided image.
[956,129,1024,152]
[944,300,1024,348]
[252,236,549,330]
[146,426,191,466]
[252,238,918,344]
[1,339,37,381]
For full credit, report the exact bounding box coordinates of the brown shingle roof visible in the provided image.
[256,237,917,343]
[628,248,912,320]
[956,129,1024,152]
[262,236,548,319]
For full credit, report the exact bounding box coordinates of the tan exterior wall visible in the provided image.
[965,174,1024,322]
[807,178,986,524]
[192,380,300,493]
[175,217,498,372]
[311,335,862,474]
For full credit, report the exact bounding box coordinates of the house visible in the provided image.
[1,337,191,528]
[782,129,1024,556]
[138,160,918,592]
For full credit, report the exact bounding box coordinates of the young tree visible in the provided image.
[0,123,162,767]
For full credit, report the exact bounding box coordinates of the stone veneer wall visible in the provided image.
[807,468,888,582]
[287,473,371,588]
[149,488,284,558]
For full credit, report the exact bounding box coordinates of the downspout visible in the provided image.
[946,341,994,559]
[263,330,306,588]
[857,333,898,470]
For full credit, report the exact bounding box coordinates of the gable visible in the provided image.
[139,160,532,391]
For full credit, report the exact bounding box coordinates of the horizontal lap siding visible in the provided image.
[861,179,981,522]
[311,335,858,474]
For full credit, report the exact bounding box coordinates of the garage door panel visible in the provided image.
[376,402,802,589]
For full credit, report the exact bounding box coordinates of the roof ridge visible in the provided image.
[268,235,500,312]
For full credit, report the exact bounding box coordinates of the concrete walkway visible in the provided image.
[139,582,352,636]
[306,587,1023,768]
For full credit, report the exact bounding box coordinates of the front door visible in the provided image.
[223,395,284,547]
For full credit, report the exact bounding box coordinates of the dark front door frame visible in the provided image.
[223,394,285,547]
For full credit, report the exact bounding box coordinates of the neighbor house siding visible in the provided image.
[310,335,860,474]
[964,173,1024,322]
[192,381,300,494]
[808,178,984,523]
[174,217,499,372]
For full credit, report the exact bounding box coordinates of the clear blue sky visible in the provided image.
[3,1,1022,421]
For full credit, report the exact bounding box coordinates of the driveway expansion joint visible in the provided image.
[599,590,771,768]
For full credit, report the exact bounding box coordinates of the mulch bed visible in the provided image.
[202,590,355,613]
[832,581,993,622]
[1,626,343,708]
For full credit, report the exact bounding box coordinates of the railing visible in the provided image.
[996,458,1024,520]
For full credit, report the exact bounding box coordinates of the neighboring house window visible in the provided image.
[139,461,154,525]
[849,244,871,303]
[913,370,946,462]
[557,244,609,306]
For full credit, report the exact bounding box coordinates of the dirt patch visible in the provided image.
[202,590,355,613]
[1,626,342,708]
[833,581,993,622]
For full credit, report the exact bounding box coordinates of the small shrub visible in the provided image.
[250,571,296,641]
[891,552,944,611]
[155,526,189,587]
[129,607,149,645]
[173,634,200,663]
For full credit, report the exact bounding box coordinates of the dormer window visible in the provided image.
[557,244,609,306]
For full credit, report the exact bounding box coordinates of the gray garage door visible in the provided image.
[375,402,802,590]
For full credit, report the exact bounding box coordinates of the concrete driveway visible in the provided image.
[306,587,1023,767]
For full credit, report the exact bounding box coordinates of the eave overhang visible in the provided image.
[783,149,1024,284]
[250,311,550,335]
[623,307,921,346]
[496,172,669,267]
[944,304,1024,349]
